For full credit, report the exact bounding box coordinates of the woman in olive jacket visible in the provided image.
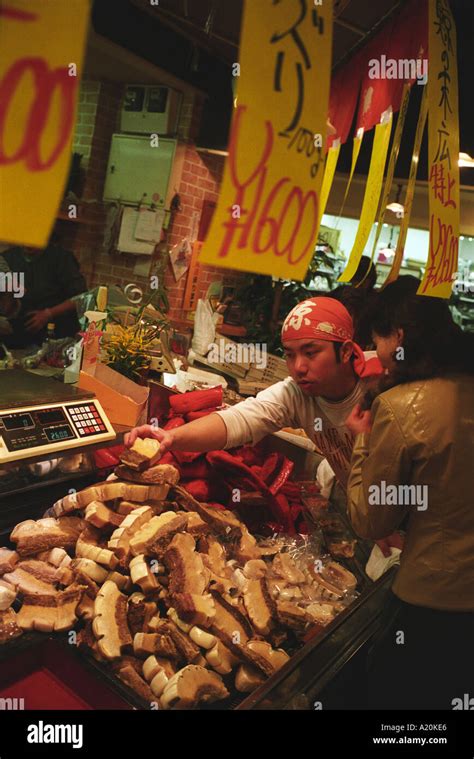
[345,279,474,710]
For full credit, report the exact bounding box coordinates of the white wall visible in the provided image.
[321,214,474,270]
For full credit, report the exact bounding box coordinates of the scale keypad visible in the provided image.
[67,403,107,437]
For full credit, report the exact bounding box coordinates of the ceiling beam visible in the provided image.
[84,30,207,95]
[130,0,237,65]
[334,17,366,37]
[333,0,407,70]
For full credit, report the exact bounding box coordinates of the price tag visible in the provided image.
[0,0,90,247]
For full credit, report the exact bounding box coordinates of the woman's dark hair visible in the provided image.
[328,285,375,348]
[364,276,474,402]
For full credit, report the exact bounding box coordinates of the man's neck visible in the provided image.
[320,371,358,402]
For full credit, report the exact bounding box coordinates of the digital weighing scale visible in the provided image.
[0,370,116,463]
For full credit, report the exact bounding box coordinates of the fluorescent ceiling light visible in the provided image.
[386,202,405,214]
[196,147,229,156]
[459,152,474,167]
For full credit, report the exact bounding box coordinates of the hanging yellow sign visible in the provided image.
[418,0,460,298]
[368,83,411,270]
[384,86,428,287]
[335,131,363,224]
[0,0,90,248]
[338,115,392,282]
[200,0,333,280]
[317,141,340,228]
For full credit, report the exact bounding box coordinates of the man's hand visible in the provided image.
[125,415,227,456]
[25,309,50,333]
[124,424,174,455]
[346,403,373,436]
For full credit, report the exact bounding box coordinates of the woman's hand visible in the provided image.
[25,309,50,333]
[346,403,373,436]
[124,424,174,455]
[376,532,405,558]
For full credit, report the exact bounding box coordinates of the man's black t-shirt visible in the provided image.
[2,245,86,348]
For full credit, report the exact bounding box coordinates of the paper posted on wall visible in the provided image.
[117,208,154,255]
[134,208,165,241]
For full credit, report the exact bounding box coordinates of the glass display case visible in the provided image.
[237,571,394,710]
[0,452,96,540]
[0,435,393,711]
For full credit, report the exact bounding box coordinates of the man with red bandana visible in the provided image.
[126,297,382,487]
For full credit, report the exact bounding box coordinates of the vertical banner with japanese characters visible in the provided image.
[200,0,333,280]
[418,0,460,298]
[335,130,363,222]
[368,84,411,268]
[317,141,340,227]
[0,0,90,247]
[384,86,428,287]
[338,114,392,282]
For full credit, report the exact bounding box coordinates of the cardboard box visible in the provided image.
[78,363,149,427]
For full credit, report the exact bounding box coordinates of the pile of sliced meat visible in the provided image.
[0,450,356,710]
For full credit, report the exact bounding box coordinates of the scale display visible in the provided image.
[3,413,34,431]
[44,424,75,442]
[0,395,116,463]
[37,409,66,425]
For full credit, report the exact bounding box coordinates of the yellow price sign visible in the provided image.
[338,116,392,283]
[317,142,340,228]
[200,0,333,280]
[384,86,428,288]
[335,131,363,222]
[0,0,90,247]
[418,0,460,298]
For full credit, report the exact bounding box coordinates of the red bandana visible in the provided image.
[281,297,383,378]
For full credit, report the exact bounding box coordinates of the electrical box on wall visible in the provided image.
[103,134,176,205]
[121,85,182,135]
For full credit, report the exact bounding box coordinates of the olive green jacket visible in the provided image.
[347,375,474,611]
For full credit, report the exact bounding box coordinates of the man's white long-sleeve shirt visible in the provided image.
[216,376,373,487]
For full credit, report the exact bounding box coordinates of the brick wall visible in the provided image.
[72,81,99,163]
[59,80,246,321]
[164,145,244,321]
[58,80,124,286]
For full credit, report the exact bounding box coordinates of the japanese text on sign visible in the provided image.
[419,0,460,298]
[0,0,90,248]
[200,0,333,281]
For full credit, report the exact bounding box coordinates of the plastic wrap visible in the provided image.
[259,533,359,631]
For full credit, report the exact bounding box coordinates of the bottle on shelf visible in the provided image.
[46,322,55,342]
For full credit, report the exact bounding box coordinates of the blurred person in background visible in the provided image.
[0,255,19,338]
[330,256,379,348]
[0,241,86,349]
